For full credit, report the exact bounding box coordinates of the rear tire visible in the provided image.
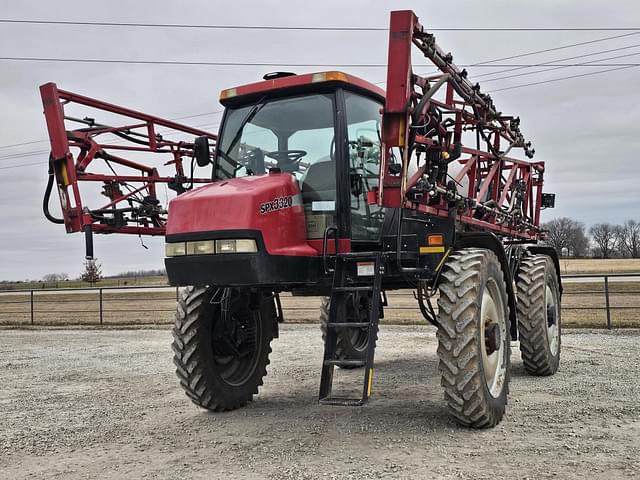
[319,294,375,369]
[516,254,561,376]
[436,248,511,428]
[172,286,275,411]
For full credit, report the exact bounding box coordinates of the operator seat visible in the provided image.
[300,160,336,204]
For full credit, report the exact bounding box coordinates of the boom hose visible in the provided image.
[43,155,65,224]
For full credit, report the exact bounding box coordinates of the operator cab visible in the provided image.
[216,71,386,247]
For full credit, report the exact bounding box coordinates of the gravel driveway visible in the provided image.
[1,325,638,479]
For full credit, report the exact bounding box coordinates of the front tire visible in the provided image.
[436,248,511,428]
[172,287,275,411]
[516,254,561,376]
[319,294,375,369]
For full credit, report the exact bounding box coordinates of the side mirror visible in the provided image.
[194,136,211,167]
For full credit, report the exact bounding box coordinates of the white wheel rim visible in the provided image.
[480,280,507,398]
[546,284,560,356]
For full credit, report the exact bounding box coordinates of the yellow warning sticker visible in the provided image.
[419,246,445,254]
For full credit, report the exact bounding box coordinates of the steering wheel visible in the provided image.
[265,150,307,164]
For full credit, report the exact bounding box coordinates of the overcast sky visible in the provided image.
[1,0,639,281]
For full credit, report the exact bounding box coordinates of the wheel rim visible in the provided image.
[211,297,261,387]
[480,280,508,398]
[545,284,560,356]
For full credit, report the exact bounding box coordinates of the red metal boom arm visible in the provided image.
[40,82,216,237]
[379,11,549,240]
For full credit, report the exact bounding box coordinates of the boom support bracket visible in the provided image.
[378,10,549,241]
[39,82,217,237]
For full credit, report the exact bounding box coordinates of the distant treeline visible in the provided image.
[543,217,639,259]
[107,269,167,278]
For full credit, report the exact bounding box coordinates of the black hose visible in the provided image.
[43,155,65,224]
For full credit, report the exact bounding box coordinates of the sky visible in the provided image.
[1,0,639,280]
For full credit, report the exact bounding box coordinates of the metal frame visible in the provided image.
[40,82,217,236]
[378,10,547,240]
[2,273,638,329]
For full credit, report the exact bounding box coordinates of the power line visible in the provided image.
[488,64,640,92]
[484,58,640,83]
[1,19,639,32]
[1,64,637,169]
[4,56,640,69]
[470,31,640,65]
[0,57,395,67]
[4,32,640,160]
[0,116,223,163]
[0,160,43,170]
[0,150,49,161]
[0,139,51,150]
[481,52,640,83]
[0,109,224,152]
[474,42,640,78]
[3,31,640,70]
[379,32,640,83]
[171,109,223,121]
[0,119,220,165]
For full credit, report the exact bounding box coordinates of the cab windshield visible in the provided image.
[215,93,335,181]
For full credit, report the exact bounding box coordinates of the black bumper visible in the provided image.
[165,252,325,288]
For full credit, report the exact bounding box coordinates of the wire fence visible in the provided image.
[0,273,638,329]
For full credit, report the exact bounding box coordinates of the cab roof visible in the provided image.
[219,71,386,105]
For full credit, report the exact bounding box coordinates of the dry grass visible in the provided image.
[0,291,177,326]
[0,275,168,291]
[559,258,640,274]
[1,282,638,329]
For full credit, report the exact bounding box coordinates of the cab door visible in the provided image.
[344,91,385,243]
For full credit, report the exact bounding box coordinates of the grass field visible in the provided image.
[0,275,168,291]
[559,258,640,274]
[1,259,638,291]
[0,281,638,328]
[0,258,638,328]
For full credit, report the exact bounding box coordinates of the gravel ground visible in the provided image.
[1,325,639,479]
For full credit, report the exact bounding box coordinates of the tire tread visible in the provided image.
[436,248,510,428]
[172,287,272,412]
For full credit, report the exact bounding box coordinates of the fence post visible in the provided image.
[604,276,612,330]
[176,286,179,301]
[30,290,34,325]
[99,288,103,326]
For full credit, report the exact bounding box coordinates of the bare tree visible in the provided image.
[589,223,617,259]
[81,259,102,285]
[542,217,588,257]
[615,220,640,258]
[42,272,70,282]
[569,225,589,257]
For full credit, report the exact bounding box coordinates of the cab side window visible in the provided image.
[345,92,384,241]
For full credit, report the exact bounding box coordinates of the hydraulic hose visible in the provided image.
[43,155,65,224]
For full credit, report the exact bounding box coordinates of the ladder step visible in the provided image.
[318,250,382,406]
[327,322,370,328]
[319,397,365,406]
[333,286,374,292]
[323,359,366,367]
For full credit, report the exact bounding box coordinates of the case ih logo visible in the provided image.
[260,196,294,214]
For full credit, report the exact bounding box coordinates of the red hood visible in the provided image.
[166,173,316,256]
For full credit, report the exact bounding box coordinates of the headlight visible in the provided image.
[215,239,258,254]
[166,239,257,256]
[165,242,186,257]
[186,240,215,255]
